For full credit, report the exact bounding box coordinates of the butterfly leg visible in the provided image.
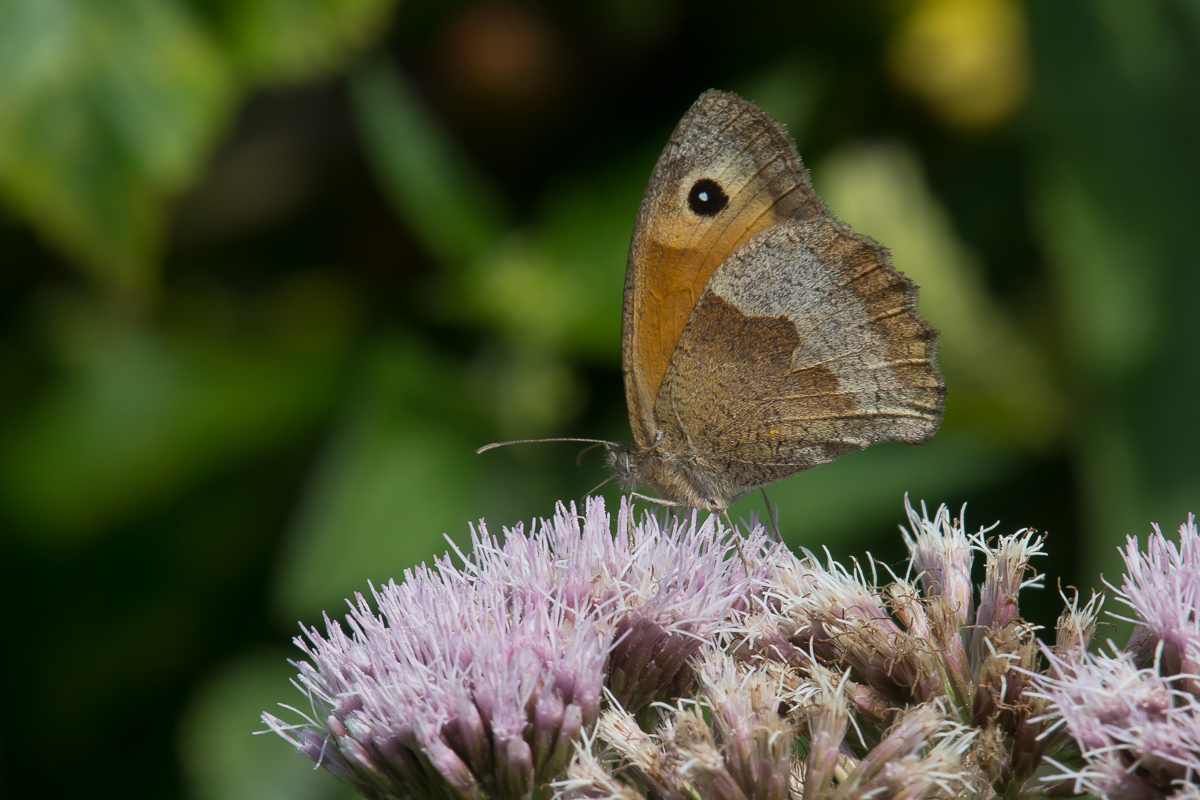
[630,490,685,507]
[582,475,615,502]
[720,509,753,575]
[724,489,781,542]
[627,491,688,545]
[759,487,781,542]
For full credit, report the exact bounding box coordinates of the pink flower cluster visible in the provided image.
[1032,515,1200,800]
[265,500,1200,800]
[263,498,770,800]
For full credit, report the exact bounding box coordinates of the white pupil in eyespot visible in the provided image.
[698,191,709,201]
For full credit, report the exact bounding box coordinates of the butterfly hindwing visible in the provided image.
[654,217,943,501]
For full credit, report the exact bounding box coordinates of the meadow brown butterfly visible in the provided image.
[482,91,944,513]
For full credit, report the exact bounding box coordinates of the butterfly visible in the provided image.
[482,91,944,514]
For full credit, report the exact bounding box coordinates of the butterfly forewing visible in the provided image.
[622,91,823,447]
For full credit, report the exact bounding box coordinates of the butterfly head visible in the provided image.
[606,443,639,494]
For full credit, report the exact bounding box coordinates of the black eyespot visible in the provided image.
[687,178,729,216]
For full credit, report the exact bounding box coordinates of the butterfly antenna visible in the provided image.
[476,437,619,455]
[575,442,606,466]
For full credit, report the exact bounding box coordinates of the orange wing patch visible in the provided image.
[622,93,822,444]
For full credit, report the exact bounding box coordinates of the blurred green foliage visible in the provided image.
[0,0,396,297]
[1,1,1198,798]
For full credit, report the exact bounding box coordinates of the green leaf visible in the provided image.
[213,0,398,83]
[0,0,399,297]
[0,277,356,543]
[0,0,235,297]
[349,56,505,267]
[271,337,492,620]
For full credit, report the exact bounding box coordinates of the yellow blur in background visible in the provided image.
[888,0,1030,130]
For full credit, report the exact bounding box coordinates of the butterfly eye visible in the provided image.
[687,178,729,216]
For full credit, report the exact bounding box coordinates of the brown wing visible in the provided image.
[654,217,944,500]
[621,91,824,448]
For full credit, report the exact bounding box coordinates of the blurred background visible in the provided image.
[1,0,1198,796]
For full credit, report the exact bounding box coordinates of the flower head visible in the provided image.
[264,497,773,799]
[903,500,975,626]
[745,498,1063,797]
[1112,514,1200,678]
[1033,645,1200,799]
[564,648,975,800]
[1032,515,1200,800]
